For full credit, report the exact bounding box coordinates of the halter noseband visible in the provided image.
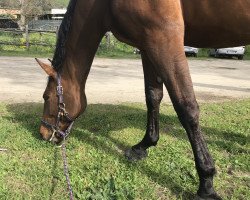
[41,73,75,142]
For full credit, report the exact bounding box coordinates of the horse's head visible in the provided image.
[36,58,81,144]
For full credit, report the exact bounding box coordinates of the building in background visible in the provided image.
[28,8,66,31]
[0,8,20,28]
[0,8,67,30]
[0,8,20,18]
[51,8,66,20]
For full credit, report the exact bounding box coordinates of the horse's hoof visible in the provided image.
[195,192,222,200]
[125,148,148,162]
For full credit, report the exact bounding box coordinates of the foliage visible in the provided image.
[0,31,56,55]
[0,100,249,199]
[0,0,69,9]
[0,0,19,9]
[96,34,139,58]
[0,0,69,29]
[244,46,250,59]
[0,14,16,19]
[0,32,141,59]
[53,0,70,8]
[22,0,53,17]
[197,48,210,57]
[1,30,250,59]
[0,0,52,15]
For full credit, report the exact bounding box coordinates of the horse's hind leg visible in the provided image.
[125,51,163,161]
[145,31,221,199]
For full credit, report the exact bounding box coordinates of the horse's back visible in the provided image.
[182,0,250,47]
[109,0,250,48]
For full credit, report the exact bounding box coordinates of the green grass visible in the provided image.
[0,32,140,59]
[1,31,249,59]
[54,0,70,8]
[0,100,249,199]
[0,32,56,56]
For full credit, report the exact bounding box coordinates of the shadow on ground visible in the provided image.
[4,102,248,199]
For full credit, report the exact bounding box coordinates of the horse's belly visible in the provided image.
[184,29,250,48]
[182,0,250,47]
[110,0,184,48]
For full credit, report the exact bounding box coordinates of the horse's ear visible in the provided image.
[35,58,56,79]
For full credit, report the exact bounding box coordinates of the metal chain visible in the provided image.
[61,141,74,200]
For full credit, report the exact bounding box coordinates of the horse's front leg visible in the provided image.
[125,51,163,161]
[144,29,221,199]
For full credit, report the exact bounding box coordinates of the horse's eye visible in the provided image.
[43,94,49,101]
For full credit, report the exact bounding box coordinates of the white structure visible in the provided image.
[51,9,67,19]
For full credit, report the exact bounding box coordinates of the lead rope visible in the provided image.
[42,72,74,199]
[57,73,73,199]
[61,141,74,200]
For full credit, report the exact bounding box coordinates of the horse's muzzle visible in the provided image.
[39,124,63,144]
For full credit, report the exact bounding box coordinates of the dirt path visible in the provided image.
[0,56,249,104]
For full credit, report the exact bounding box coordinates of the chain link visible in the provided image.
[61,142,74,200]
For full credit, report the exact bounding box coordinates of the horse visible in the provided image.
[36,0,250,199]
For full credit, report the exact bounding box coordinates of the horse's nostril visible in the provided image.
[40,132,49,141]
[39,125,51,141]
[39,133,46,140]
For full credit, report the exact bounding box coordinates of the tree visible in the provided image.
[0,0,70,29]
[0,0,20,8]
[20,0,53,29]
[53,0,69,8]
[0,0,69,9]
[21,0,52,17]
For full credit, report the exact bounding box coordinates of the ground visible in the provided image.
[0,57,249,199]
[0,56,249,103]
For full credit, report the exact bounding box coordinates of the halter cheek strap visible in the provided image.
[41,73,75,141]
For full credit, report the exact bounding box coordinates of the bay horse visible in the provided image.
[36,0,250,199]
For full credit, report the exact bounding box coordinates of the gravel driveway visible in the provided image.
[0,56,249,104]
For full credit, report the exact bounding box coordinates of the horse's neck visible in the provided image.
[61,0,109,86]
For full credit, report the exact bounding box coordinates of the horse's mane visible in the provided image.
[52,0,78,72]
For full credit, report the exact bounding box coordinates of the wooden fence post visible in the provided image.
[106,32,111,49]
[25,24,30,50]
[56,26,59,39]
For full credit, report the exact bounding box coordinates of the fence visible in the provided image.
[28,19,62,31]
[0,26,57,52]
[0,19,136,57]
[0,26,135,55]
[0,18,63,52]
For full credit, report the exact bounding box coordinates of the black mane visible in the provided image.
[52,0,78,72]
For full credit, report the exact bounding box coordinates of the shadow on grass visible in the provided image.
[4,102,248,199]
[4,102,43,141]
[49,149,61,200]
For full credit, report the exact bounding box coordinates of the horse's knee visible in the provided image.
[175,100,200,129]
[187,102,200,127]
[145,86,163,108]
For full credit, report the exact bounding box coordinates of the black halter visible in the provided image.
[41,73,75,142]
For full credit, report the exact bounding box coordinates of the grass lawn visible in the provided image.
[1,32,250,60]
[0,32,140,59]
[0,100,249,199]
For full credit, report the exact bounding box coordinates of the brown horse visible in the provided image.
[36,0,250,199]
